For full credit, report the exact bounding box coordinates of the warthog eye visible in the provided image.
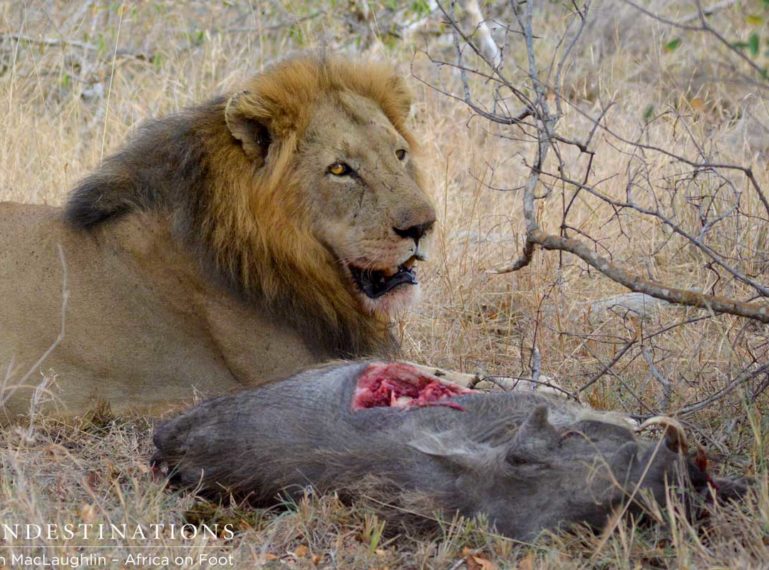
[507,453,529,466]
[395,149,407,161]
[328,162,352,176]
[506,451,549,471]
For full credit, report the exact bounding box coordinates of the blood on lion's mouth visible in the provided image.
[349,257,418,299]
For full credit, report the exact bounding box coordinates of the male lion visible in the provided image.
[0,55,439,421]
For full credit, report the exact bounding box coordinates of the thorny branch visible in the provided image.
[433,0,769,417]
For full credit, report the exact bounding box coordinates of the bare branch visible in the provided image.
[427,0,768,419]
[620,0,768,82]
[1,32,152,61]
[579,338,637,393]
[677,362,769,417]
[498,228,769,323]
[464,0,501,68]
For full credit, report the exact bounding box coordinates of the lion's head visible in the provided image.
[65,55,436,356]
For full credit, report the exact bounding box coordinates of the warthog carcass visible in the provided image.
[152,361,743,540]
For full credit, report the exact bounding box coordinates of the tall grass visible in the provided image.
[1,1,767,567]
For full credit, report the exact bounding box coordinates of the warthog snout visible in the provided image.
[152,361,745,540]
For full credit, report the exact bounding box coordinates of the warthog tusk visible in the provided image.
[636,416,688,454]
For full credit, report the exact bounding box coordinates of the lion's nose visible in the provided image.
[393,219,435,245]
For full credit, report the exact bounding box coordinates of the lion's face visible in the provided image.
[294,93,436,315]
[65,56,434,356]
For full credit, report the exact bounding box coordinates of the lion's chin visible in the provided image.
[359,282,421,317]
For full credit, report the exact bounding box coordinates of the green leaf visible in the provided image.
[289,26,304,46]
[410,0,431,17]
[642,104,655,123]
[96,35,107,56]
[746,15,763,26]
[664,38,682,52]
[749,32,760,57]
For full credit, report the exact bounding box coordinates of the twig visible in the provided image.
[537,169,769,299]
[429,0,769,421]
[531,345,541,383]
[1,32,95,50]
[620,0,768,81]
[100,3,125,162]
[579,338,637,393]
[475,375,577,400]
[0,32,152,61]
[677,363,769,417]
[497,228,769,323]
[227,10,325,32]
[464,0,501,68]
[642,347,673,412]
[680,0,738,22]
[437,0,533,124]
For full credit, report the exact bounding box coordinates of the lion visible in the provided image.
[0,55,441,421]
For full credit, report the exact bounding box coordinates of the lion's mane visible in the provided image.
[65,55,421,357]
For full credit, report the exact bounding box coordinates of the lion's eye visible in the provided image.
[328,162,351,176]
[395,149,407,161]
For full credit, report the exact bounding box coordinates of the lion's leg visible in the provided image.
[402,362,479,388]
[403,361,568,397]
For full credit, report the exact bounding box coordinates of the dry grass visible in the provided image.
[1,1,768,568]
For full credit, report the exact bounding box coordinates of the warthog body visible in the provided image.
[153,361,738,540]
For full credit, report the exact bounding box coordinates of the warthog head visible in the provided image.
[152,361,744,540]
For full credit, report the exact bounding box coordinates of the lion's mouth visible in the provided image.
[349,258,418,299]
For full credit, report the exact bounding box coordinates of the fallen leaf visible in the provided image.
[85,470,100,490]
[466,554,497,570]
[518,552,535,570]
[79,503,97,524]
[294,544,309,558]
[690,97,705,112]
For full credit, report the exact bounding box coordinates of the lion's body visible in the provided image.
[0,55,437,421]
[0,203,321,419]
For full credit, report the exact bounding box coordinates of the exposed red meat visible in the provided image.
[695,447,720,491]
[352,362,471,411]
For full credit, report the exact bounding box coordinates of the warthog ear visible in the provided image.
[513,405,560,452]
[408,432,501,471]
[225,91,273,164]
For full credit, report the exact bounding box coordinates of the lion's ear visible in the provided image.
[225,92,273,163]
